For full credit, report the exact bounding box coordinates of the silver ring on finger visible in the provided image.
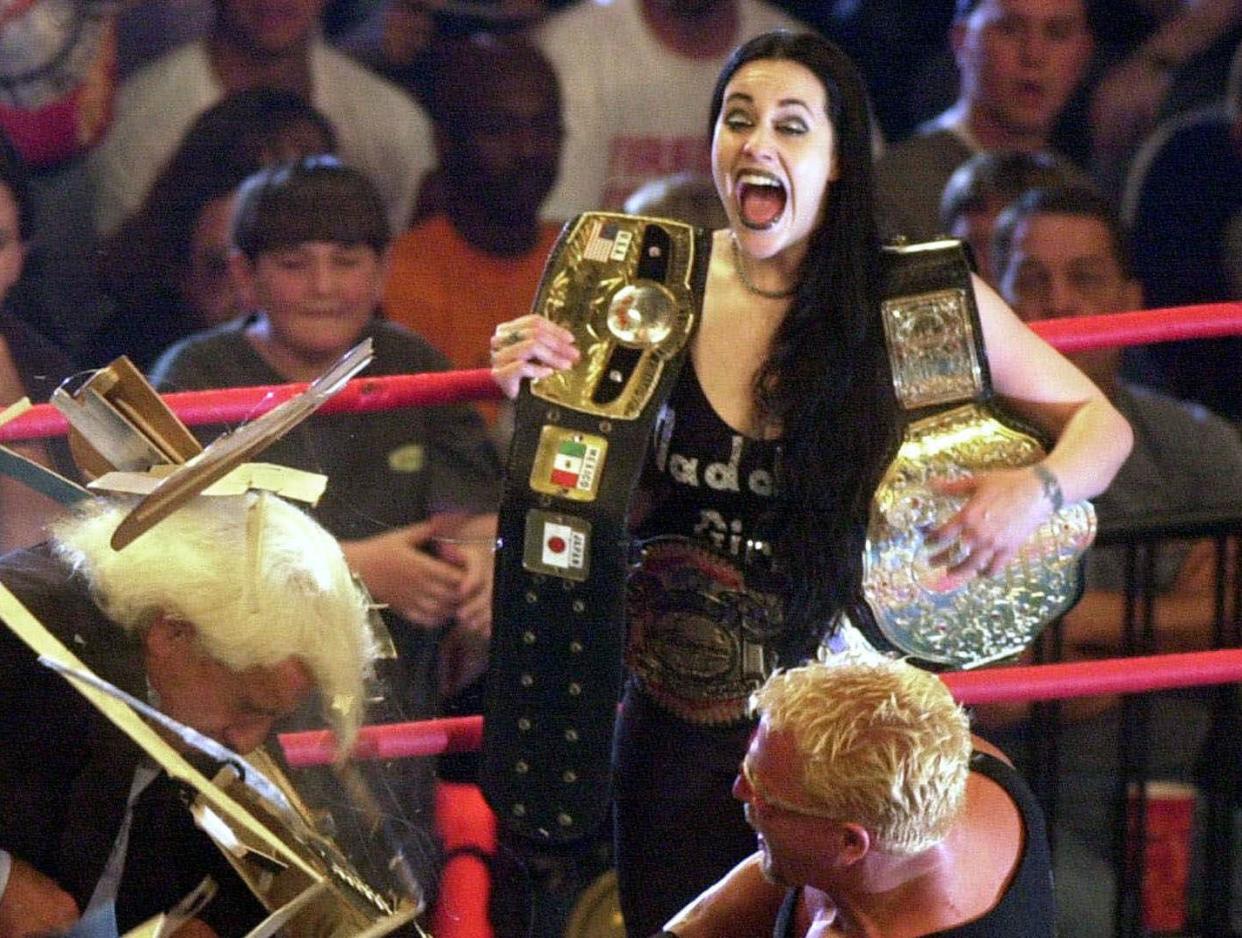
[500,328,524,348]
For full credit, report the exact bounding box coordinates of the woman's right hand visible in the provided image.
[489,314,579,399]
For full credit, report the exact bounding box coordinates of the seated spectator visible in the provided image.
[532,0,804,219]
[623,170,730,229]
[995,185,1242,629]
[150,159,503,886]
[89,0,435,237]
[987,184,1242,934]
[382,35,562,390]
[0,136,77,553]
[1117,40,1242,421]
[1085,0,1242,192]
[939,149,1092,286]
[0,492,378,936]
[86,89,338,371]
[658,657,1055,938]
[0,0,118,353]
[875,0,1094,241]
[338,0,544,96]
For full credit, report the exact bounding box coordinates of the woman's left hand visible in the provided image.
[926,466,1055,579]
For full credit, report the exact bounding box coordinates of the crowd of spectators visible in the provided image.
[0,0,1240,934]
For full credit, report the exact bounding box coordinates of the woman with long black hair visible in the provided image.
[491,30,1131,936]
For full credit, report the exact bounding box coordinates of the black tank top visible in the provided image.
[636,357,781,566]
[773,751,1055,937]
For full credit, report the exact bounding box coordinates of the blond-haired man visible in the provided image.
[660,658,1055,937]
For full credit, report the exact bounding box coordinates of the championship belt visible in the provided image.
[482,213,708,846]
[625,537,783,725]
[853,240,1096,669]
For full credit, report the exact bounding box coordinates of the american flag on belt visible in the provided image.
[583,219,622,262]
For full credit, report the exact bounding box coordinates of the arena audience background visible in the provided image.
[86,89,338,371]
[981,184,1242,936]
[0,2,1240,934]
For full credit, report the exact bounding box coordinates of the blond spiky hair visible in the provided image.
[751,658,971,855]
[51,493,377,752]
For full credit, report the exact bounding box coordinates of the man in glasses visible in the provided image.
[655,657,1055,937]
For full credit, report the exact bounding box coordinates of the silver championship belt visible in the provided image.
[850,240,1096,670]
[482,213,708,846]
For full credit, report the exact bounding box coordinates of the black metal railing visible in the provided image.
[1016,514,1242,938]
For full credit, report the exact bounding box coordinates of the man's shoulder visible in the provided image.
[392,215,561,264]
[312,42,410,95]
[538,0,804,60]
[1121,383,1242,455]
[1122,104,1239,222]
[148,318,253,389]
[391,214,462,256]
[534,0,646,72]
[310,42,429,122]
[155,318,249,360]
[877,124,972,173]
[367,319,453,373]
[874,123,972,239]
[122,40,211,89]
[535,0,632,45]
[101,40,212,156]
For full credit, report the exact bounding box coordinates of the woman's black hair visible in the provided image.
[709,31,898,652]
[231,155,391,260]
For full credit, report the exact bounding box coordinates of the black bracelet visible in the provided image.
[1032,464,1064,512]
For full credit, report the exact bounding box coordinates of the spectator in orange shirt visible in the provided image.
[382,33,563,428]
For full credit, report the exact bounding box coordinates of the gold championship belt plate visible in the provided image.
[855,241,1096,669]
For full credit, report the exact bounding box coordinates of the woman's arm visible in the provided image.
[979,275,1131,503]
[930,276,1133,577]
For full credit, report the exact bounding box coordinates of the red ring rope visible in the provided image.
[0,369,501,443]
[1027,302,1242,353]
[13,297,1222,938]
[278,649,1242,766]
[2,301,1241,444]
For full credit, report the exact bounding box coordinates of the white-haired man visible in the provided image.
[658,658,1056,937]
[0,493,377,938]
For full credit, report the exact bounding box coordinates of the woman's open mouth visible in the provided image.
[737,170,787,229]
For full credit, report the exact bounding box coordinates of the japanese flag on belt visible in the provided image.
[541,520,586,572]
